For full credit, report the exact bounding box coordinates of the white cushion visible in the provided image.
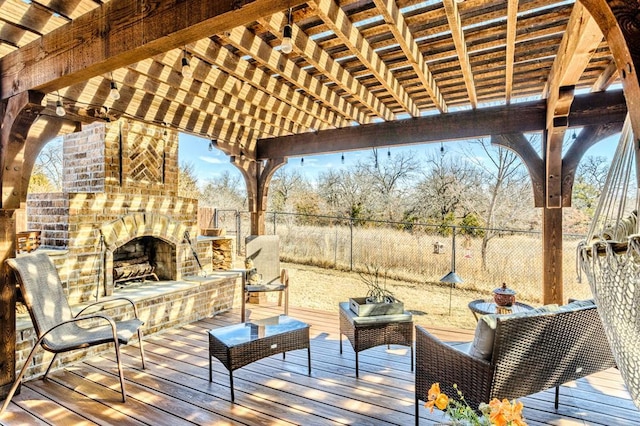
[468,304,560,360]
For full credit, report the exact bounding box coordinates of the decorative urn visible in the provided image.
[493,283,516,307]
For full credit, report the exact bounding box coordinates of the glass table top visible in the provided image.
[209,315,308,347]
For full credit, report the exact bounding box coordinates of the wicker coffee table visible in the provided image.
[208,315,311,401]
[339,302,413,377]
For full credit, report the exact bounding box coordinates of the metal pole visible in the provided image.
[449,226,456,315]
[349,218,354,271]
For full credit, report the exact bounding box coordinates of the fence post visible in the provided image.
[213,208,219,228]
[273,211,277,235]
[350,218,354,271]
[334,227,338,268]
[236,211,242,255]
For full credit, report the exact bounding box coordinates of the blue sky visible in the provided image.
[178,131,619,186]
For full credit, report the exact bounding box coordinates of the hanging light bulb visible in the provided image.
[208,141,214,151]
[181,50,193,78]
[109,80,120,100]
[281,9,293,54]
[301,157,304,166]
[240,151,246,161]
[341,153,345,164]
[387,148,391,159]
[440,142,445,155]
[55,94,66,117]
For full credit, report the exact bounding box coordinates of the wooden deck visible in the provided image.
[1,305,639,425]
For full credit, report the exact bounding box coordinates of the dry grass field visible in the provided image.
[281,262,524,330]
[272,223,593,310]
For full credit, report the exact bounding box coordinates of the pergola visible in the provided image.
[0,0,638,401]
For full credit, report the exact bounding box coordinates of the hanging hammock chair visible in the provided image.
[578,115,640,409]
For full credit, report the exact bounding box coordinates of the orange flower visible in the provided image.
[424,383,449,413]
[489,398,526,426]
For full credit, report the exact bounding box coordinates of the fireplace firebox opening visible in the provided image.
[112,236,177,287]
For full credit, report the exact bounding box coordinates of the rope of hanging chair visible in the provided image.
[577,114,640,410]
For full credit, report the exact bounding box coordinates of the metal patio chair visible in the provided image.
[0,252,146,415]
[242,235,289,321]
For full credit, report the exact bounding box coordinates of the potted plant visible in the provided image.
[349,265,404,316]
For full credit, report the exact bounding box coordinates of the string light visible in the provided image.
[181,49,193,78]
[55,93,66,117]
[300,157,304,166]
[440,142,445,156]
[281,9,293,54]
[387,148,391,159]
[341,153,345,164]
[109,73,120,100]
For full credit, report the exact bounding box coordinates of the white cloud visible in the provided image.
[199,156,225,164]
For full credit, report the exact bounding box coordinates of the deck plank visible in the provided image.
[1,305,638,425]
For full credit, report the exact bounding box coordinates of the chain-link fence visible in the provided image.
[208,209,591,304]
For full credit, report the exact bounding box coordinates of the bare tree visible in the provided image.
[461,139,532,269]
[573,155,609,215]
[317,168,376,222]
[407,150,481,226]
[178,162,201,200]
[356,149,419,221]
[200,171,246,210]
[268,168,309,212]
[28,138,63,192]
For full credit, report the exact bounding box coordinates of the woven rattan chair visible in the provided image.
[242,235,289,322]
[414,301,615,425]
[0,252,146,415]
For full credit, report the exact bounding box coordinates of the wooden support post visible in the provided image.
[542,207,563,305]
[0,91,45,399]
[0,210,16,399]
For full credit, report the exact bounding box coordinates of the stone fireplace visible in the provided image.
[25,121,210,305]
[100,211,187,295]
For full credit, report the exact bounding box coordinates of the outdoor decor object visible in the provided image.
[349,297,403,317]
[339,302,413,377]
[578,116,640,409]
[1,252,147,415]
[241,235,289,322]
[208,315,310,401]
[414,300,615,425]
[350,265,402,316]
[493,283,516,307]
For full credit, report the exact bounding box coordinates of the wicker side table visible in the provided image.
[339,302,413,377]
[208,315,311,401]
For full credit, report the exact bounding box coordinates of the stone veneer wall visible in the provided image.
[26,121,205,304]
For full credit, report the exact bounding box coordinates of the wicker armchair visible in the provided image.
[1,252,146,415]
[415,301,615,425]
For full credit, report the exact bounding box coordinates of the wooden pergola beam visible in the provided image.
[257,90,627,160]
[0,0,307,99]
[442,0,478,108]
[258,12,393,121]
[190,38,342,130]
[372,0,447,113]
[310,0,420,117]
[223,26,357,126]
[504,0,520,104]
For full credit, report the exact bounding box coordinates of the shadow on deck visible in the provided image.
[2,305,638,425]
